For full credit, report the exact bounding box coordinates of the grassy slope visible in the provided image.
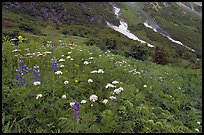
[143,3,202,54]
[2,4,202,132]
[117,2,202,56]
[2,32,202,133]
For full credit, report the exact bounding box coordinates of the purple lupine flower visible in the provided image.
[73,101,80,123]
[33,65,41,82]
[51,58,58,72]
[143,69,147,75]
[16,59,27,85]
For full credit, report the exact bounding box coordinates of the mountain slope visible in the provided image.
[2,2,119,26]
[2,2,202,133]
[116,2,202,57]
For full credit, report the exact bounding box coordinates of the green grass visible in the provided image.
[2,34,202,133]
[116,2,145,26]
[2,4,202,132]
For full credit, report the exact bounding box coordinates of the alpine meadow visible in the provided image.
[2,2,202,133]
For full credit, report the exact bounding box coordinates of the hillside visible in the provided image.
[2,2,202,133]
[116,2,202,57]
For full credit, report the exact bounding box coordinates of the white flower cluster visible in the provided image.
[33,81,41,86]
[81,100,86,104]
[90,95,98,102]
[88,79,93,83]
[84,61,91,65]
[109,96,117,101]
[115,60,126,66]
[64,80,69,84]
[59,58,65,62]
[44,51,52,54]
[70,102,75,107]
[12,49,21,53]
[112,80,119,84]
[55,71,63,75]
[113,87,124,94]
[129,69,141,75]
[36,94,42,99]
[102,99,108,104]
[62,95,66,99]
[105,83,116,89]
[91,69,105,74]
[60,65,65,68]
[36,51,44,57]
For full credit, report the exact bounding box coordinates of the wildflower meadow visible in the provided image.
[2,35,202,133]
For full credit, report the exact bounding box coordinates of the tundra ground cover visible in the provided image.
[2,36,202,133]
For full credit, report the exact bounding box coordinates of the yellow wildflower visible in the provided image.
[75,64,79,67]
[75,80,79,83]
[18,35,23,42]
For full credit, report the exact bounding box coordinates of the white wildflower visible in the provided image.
[89,95,98,102]
[59,58,65,62]
[37,53,44,57]
[62,95,66,99]
[61,55,64,57]
[114,88,122,94]
[36,94,42,99]
[84,61,89,65]
[105,83,116,89]
[112,80,119,84]
[98,69,104,73]
[33,81,41,86]
[81,100,87,104]
[68,52,72,54]
[45,51,52,54]
[70,102,75,107]
[99,55,101,57]
[91,70,98,74]
[197,121,201,125]
[143,85,147,88]
[67,56,71,59]
[91,104,93,106]
[88,79,93,83]
[12,49,20,52]
[70,58,74,61]
[60,65,65,68]
[195,128,199,132]
[135,71,141,74]
[109,96,117,100]
[89,57,94,60]
[114,87,124,94]
[26,53,32,56]
[64,80,69,84]
[55,71,63,75]
[102,99,108,104]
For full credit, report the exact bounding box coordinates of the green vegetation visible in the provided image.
[115,2,145,26]
[2,2,202,133]
[142,3,202,55]
[2,36,202,133]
